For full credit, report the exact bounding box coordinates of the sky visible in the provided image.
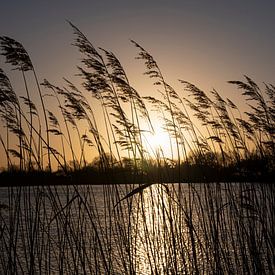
[1,0,275,168]
[1,1,275,89]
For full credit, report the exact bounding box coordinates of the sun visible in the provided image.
[142,123,172,158]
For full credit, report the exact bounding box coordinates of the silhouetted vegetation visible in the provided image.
[0,24,275,185]
[1,153,274,186]
[0,22,274,274]
[0,23,274,182]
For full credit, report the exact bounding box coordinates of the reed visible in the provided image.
[0,23,274,274]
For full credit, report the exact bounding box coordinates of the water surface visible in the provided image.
[0,182,274,274]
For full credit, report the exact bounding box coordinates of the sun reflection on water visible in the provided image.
[130,184,190,274]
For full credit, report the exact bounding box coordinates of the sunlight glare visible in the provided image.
[143,123,172,158]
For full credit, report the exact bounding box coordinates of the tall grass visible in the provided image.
[0,22,274,274]
[0,25,274,173]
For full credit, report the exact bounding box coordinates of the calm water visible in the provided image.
[0,183,274,274]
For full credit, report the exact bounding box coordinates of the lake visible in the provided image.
[0,182,274,274]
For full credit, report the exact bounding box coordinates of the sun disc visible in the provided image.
[143,126,172,157]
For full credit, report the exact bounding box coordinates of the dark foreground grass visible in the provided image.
[0,22,274,274]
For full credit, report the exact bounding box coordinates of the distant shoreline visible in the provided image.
[0,170,273,187]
